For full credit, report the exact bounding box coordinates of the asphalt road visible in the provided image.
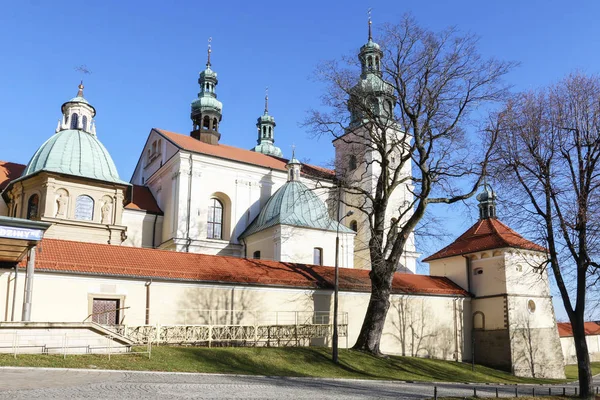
[0,367,592,399]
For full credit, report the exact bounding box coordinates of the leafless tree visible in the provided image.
[490,73,600,398]
[306,14,514,355]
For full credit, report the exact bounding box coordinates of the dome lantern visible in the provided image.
[57,81,97,135]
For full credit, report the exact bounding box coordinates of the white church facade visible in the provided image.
[0,27,566,378]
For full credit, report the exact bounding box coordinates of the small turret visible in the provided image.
[477,184,497,220]
[56,81,97,135]
[286,148,301,181]
[252,88,282,157]
[191,37,223,145]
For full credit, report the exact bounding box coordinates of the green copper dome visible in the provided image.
[21,129,127,184]
[191,95,223,112]
[240,181,353,238]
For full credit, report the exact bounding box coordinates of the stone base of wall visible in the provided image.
[0,322,132,355]
[511,327,565,379]
[474,329,512,371]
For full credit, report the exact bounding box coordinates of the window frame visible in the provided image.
[207,198,224,240]
[313,247,323,266]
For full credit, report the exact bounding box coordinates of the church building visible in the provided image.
[0,22,565,379]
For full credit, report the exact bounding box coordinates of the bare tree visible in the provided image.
[306,14,514,355]
[491,73,600,398]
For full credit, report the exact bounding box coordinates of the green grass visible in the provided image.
[0,346,565,384]
[564,362,600,380]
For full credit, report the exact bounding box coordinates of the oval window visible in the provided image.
[527,299,536,313]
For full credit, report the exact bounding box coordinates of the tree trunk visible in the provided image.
[352,270,393,355]
[572,318,594,399]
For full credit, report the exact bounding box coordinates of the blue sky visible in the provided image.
[2,0,599,320]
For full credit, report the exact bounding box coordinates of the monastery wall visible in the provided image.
[561,334,600,364]
[0,270,469,361]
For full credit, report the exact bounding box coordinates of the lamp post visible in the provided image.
[333,200,353,364]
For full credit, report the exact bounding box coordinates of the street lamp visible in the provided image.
[333,208,353,364]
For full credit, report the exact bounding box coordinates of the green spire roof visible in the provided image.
[20,129,127,184]
[239,180,354,238]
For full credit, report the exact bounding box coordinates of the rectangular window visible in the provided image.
[313,247,323,266]
[92,298,120,325]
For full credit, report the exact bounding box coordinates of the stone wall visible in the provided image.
[510,327,566,379]
[473,329,512,371]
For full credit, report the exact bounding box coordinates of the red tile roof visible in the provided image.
[125,185,162,214]
[0,161,26,191]
[29,238,468,296]
[423,218,546,262]
[557,321,600,337]
[156,129,335,180]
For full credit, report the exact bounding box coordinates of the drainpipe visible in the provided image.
[21,246,36,321]
[145,280,152,325]
[463,255,474,369]
[11,263,18,321]
[151,213,158,249]
[185,156,193,252]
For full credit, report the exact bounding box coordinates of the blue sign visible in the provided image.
[0,226,44,241]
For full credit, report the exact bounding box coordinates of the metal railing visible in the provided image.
[101,310,349,348]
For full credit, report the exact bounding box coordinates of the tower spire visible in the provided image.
[264,87,269,114]
[206,37,212,67]
[77,81,84,98]
[368,8,372,41]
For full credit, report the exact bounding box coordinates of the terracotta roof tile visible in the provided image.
[557,321,600,337]
[29,239,469,296]
[125,185,162,214]
[156,129,335,180]
[423,218,546,262]
[0,161,26,191]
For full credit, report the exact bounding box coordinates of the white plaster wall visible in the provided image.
[333,126,417,272]
[121,209,163,248]
[429,256,469,291]
[561,334,600,364]
[0,270,468,361]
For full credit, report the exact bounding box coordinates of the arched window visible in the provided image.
[268,127,272,137]
[348,155,357,171]
[390,217,399,237]
[473,312,485,330]
[253,251,261,260]
[82,115,88,131]
[213,118,218,131]
[313,247,323,266]
[203,116,210,129]
[74,195,94,221]
[27,194,39,220]
[350,220,358,232]
[207,198,223,239]
[367,56,373,70]
[70,113,79,129]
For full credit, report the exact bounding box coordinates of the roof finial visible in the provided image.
[368,8,373,41]
[77,80,84,97]
[207,37,212,67]
[264,87,269,114]
[291,143,296,159]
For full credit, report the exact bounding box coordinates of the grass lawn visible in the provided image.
[564,362,600,380]
[0,346,565,384]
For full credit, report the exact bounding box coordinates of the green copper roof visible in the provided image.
[252,142,282,157]
[21,129,127,184]
[239,181,354,238]
[191,95,223,112]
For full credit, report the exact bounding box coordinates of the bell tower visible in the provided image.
[333,13,417,272]
[252,88,282,157]
[191,38,223,145]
